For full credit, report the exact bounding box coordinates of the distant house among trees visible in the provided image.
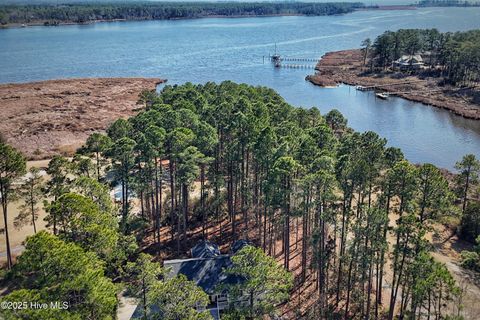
[394,54,425,70]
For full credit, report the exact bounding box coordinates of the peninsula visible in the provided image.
[307,29,480,120]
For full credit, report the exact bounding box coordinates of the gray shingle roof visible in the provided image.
[164,255,243,294]
[230,239,254,254]
[191,240,221,258]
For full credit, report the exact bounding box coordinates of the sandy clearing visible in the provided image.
[0,160,52,265]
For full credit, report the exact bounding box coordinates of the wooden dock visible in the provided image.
[265,54,318,69]
[277,63,315,69]
[356,80,426,91]
[279,57,318,62]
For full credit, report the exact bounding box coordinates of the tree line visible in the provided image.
[368,28,480,86]
[0,2,364,25]
[418,0,480,7]
[1,81,480,319]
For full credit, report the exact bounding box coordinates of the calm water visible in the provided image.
[1,7,480,169]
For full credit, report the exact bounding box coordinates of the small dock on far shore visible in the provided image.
[355,79,426,91]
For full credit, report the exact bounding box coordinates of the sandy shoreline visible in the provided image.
[306,49,480,120]
[0,77,164,160]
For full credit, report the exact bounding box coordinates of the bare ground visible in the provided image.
[0,78,164,160]
[0,160,51,265]
[306,49,480,120]
[430,225,480,320]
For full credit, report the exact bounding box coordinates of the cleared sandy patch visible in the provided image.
[0,160,52,265]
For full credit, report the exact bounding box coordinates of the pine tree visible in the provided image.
[44,155,71,235]
[455,154,480,215]
[15,167,44,234]
[222,245,293,318]
[0,142,26,269]
[85,132,111,180]
[126,253,164,319]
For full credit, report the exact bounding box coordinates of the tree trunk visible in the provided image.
[284,177,291,271]
[121,179,126,230]
[142,277,147,320]
[31,198,37,234]
[389,232,410,320]
[201,165,206,238]
[169,158,176,243]
[301,192,309,283]
[155,157,161,243]
[228,161,235,242]
[1,194,13,269]
[462,168,471,214]
[182,183,188,241]
[96,150,101,181]
[345,239,359,320]
[337,183,354,306]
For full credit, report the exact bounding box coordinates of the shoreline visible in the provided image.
[0,14,330,29]
[0,10,334,30]
[357,5,418,11]
[306,49,480,120]
[0,6,421,29]
[1,14,305,29]
[5,5,478,30]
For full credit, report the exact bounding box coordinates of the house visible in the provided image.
[163,240,253,318]
[129,240,253,319]
[394,54,424,70]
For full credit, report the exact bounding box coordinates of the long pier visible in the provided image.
[276,63,315,69]
[265,54,318,69]
[279,57,318,62]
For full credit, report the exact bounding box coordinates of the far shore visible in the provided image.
[2,15,303,29]
[0,6,421,29]
[0,14,318,29]
[306,49,480,120]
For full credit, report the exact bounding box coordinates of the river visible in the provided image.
[1,7,480,169]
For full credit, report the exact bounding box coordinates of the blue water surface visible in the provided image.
[1,7,480,169]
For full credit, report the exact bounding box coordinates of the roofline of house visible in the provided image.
[164,254,231,265]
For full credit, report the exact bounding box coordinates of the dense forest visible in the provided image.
[0,2,364,25]
[1,82,480,319]
[418,0,480,7]
[369,29,480,85]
